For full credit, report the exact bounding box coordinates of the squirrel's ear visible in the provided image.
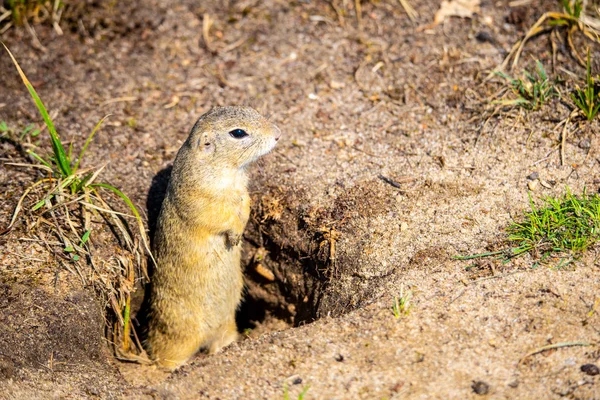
[196,132,215,153]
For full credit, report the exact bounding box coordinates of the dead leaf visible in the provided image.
[432,0,481,26]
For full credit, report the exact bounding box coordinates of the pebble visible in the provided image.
[475,31,495,44]
[527,180,538,191]
[581,364,599,376]
[472,380,490,395]
[526,172,539,180]
[579,139,591,149]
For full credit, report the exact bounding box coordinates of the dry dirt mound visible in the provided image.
[1,0,599,398]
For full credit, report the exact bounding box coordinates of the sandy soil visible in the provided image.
[1,0,599,398]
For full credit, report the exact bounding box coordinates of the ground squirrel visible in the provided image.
[146,106,280,369]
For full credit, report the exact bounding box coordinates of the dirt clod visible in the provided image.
[0,356,15,380]
[472,380,490,395]
[580,363,600,376]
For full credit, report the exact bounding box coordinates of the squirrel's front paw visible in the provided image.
[225,231,242,248]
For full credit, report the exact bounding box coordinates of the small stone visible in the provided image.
[330,80,345,89]
[527,180,538,191]
[335,354,344,362]
[472,380,490,395]
[579,139,591,149]
[475,31,495,44]
[526,172,539,180]
[254,264,275,281]
[400,222,409,232]
[293,377,303,385]
[564,357,577,366]
[508,380,519,388]
[581,363,600,376]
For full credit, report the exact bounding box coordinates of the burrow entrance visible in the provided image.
[140,165,330,339]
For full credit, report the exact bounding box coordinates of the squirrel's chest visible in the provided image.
[220,183,250,214]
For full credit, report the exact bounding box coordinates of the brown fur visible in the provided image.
[146,107,280,369]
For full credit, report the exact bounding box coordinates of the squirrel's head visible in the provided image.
[185,106,281,169]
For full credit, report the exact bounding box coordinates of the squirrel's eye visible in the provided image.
[229,129,249,139]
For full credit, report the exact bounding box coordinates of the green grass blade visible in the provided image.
[90,183,139,217]
[298,385,310,400]
[3,43,72,177]
[90,183,156,268]
[75,172,94,193]
[19,123,34,140]
[536,60,547,81]
[73,115,111,173]
[27,150,53,169]
[32,198,46,211]
[80,230,91,245]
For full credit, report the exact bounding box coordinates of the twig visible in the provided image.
[354,0,362,31]
[378,174,415,189]
[519,341,592,365]
[23,17,46,52]
[99,97,137,106]
[560,110,577,166]
[81,201,134,218]
[5,162,53,173]
[567,25,586,67]
[328,0,345,27]
[397,0,418,23]
[560,116,569,166]
[202,13,216,53]
[221,37,247,53]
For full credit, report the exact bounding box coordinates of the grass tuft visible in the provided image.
[494,60,559,110]
[489,0,600,77]
[0,120,40,140]
[571,50,600,121]
[2,43,153,359]
[508,188,600,261]
[557,0,583,22]
[1,0,63,25]
[457,188,600,268]
[392,285,413,318]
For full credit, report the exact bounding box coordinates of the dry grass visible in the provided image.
[490,0,600,77]
[0,0,64,41]
[1,43,152,361]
